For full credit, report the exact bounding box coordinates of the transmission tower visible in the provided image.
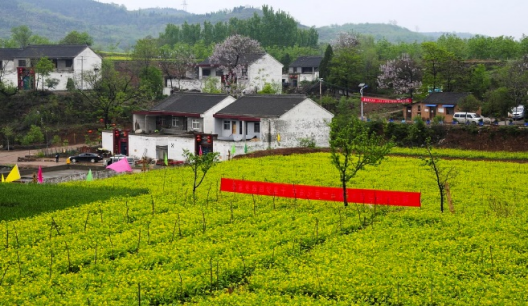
[182,0,188,11]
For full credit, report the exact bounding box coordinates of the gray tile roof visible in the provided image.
[422,92,471,105]
[0,45,92,60]
[17,45,91,59]
[215,95,307,118]
[290,56,323,68]
[198,53,266,67]
[150,92,231,114]
[0,48,22,60]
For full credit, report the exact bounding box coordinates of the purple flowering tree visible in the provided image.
[209,35,264,94]
[377,53,422,99]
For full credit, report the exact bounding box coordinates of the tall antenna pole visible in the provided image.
[182,0,187,11]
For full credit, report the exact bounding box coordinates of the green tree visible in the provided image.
[202,77,221,94]
[482,87,510,118]
[11,25,32,48]
[182,149,220,196]
[319,44,333,80]
[59,31,94,45]
[1,125,15,150]
[79,59,140,127]
[458,94,482,114]
[20,124,44,145]
[422,139,457,213]
[34,57,55,91]
[329,116,393,207]
[467,64,490,100]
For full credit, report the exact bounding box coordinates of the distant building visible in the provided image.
[0,45,102,91]
[283,56,322,87]
[404,92,480,122]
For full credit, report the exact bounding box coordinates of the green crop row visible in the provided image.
[392,146,528,161]
[0,152,527,305]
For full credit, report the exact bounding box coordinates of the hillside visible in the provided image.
[0,0,449,50]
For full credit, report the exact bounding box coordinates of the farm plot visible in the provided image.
[0,152,527,305]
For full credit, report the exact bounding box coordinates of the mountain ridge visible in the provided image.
[0,0,475,50]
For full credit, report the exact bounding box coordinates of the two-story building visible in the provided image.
[163,53,283,95]
[0,45,102,91]
[283,56,322,87]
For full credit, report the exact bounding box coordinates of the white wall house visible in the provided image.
[103,93,334,163]
[163,53,283,95]
[283,56,322,87]
[0,45,102,91]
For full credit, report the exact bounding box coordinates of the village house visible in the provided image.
[404,92,478,122]
[102,93,333,162]
[163,53,283,95]
[283,56,322,87]
[0,45,102,91]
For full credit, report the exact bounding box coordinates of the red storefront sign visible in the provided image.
[220,178,421,207]
[361,97,412,104]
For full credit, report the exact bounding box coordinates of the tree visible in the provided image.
[328,33,363,96]
[482,87,510,119]
[79,59,140,127]
[377,53,422,99]
[20,124,44,145]
[209,34,264,94]
[422,140,457,213]
[159,44,196,91]
[11,25,32,48]
[34,57,55,91]
[131,36,159,90]
[182,149,220,196]
[1,125,14,150]
[466,64,490,100]
[421,42,455,92]
[59,31,94,46]
[329,116,393,207]
[457,94,482,115]
[319,44,333,80]
[500,56,528,109]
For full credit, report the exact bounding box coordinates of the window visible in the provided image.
[215,69,223,76]
[254,122,260,133]
[172,117,180,128]
[302,67,312,73]
[65,59,73,68]
[223,121,231,130]
[192,119,201,130]
[18,60,26,67]
[202,69,210,76]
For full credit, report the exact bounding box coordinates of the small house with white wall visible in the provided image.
[102,94,333,163]
[0,45,101,91]
[164,53,283,95]
[213,94,334,155]
[284,56,322,87]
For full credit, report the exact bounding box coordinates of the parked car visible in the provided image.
[69,153,103,163]
[508,105,524,120]
[453,112,489,124]
[103,154,135,167]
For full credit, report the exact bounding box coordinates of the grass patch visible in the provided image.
[0,184,148,221]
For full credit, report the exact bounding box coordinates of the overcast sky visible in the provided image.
[97,0,526,39]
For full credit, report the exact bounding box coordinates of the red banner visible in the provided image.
[220,178,421,207]
[361,97,412,104]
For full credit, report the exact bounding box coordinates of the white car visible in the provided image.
[508,105,524,120]
[453,112,489,124]
[104,154,135,167]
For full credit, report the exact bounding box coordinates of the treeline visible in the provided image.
[158,6,318,48]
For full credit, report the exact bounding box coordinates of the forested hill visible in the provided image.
[0,0,469,49]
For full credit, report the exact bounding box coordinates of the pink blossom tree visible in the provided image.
[209,34,264,94]
[377,53,422,99]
